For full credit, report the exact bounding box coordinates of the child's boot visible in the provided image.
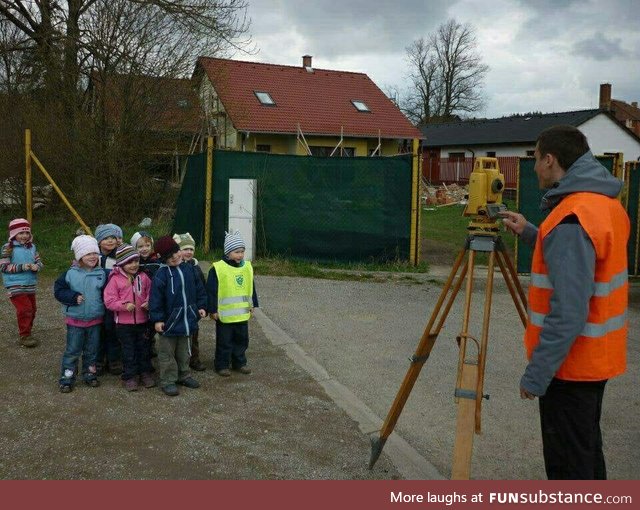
[19,335,38,348]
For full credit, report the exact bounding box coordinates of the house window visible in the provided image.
[254,91,275,106]
[486,151,496,157]
[526,150,535,157]
[310,146,355,157]
[448,152,466,160]
[256,144,271,153]
[351,100,370,112]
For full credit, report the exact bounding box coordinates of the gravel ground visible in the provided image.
[256,270,640,480]
[0,275,400,480]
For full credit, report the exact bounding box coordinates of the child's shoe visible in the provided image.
[59,383,73,393]
[85,378,100,388]
[216,369,231,377]
[108,361,123,375]
[161,384,179,396]
[189,360,206,372]
[233,365,252,375]
[141,373,156,388]
[19,335,38,348]
[123,378,139,391]
[177,377,200,389]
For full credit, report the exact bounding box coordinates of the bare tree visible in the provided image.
[402,19,488,124]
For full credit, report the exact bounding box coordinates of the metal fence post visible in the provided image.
[204,136,213,253]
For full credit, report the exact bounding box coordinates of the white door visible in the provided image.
[228,179,257,261]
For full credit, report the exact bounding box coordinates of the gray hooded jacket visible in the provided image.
[519,151,623,396]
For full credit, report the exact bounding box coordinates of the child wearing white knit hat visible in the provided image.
[205,230,258,377]
[53,234,105,393]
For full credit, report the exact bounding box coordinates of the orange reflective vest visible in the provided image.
[524,192,629,381]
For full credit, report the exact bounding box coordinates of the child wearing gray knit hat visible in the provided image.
[206,229,258,377]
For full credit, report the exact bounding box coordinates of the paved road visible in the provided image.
[253,267,640,480]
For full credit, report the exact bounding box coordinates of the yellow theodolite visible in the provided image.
[464,157,507,234]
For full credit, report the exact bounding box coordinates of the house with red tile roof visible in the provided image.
[193,55,422,156]
[599,83,640,137]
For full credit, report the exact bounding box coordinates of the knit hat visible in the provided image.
[71,235,99,261]
[173,232,195,251]
[130,231,153,249]
[94,223,123,243]
[223,230,245,255]
[9,218,32,243]
[154,235,181,262]
[115,244,139,267]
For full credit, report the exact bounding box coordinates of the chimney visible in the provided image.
[302,55,312,68]
[599,83,612,110]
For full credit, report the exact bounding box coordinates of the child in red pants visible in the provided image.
[0,218,42,347]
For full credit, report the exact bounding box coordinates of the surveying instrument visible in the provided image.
[369,157,528,479]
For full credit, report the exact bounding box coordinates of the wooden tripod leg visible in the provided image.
[494,247,528,327]
[451,248,479,480]
[369,247,468,469]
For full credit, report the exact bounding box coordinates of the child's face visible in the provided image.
[80,253,99,268]
[15,231,31,244]
[136,239,153,258]
[227,248,245,263]
[165,252,182,267]
[181,247,195,261]
[99,236,118,254]
[122,259,140,276]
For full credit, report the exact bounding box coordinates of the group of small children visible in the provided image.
[1,217,258,397]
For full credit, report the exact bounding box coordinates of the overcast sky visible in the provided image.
[232,0,640,119]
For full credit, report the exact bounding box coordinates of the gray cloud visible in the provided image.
[572,33,628,61]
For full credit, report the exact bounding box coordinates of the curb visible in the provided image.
[253,308,445,480]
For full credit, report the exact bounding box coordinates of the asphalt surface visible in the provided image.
[253,266,640,480]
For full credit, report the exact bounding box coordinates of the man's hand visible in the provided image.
[499,211,527,236]
[155,322,164,333]
[520,386,537,400]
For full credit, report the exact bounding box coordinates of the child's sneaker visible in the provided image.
[233,365,252,375]
[108,361,123,376]
[85,378,100,388]
[216,369,231,377]
[177,377,200,389]
[59,384,73,393]
[161,384,179,396]
[123,378,139,391]
[141,373,156,388]
[19,335,38,348]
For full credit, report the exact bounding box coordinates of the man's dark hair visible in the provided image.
[536,125,590,170]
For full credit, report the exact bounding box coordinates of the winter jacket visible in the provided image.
[1,241,41,291]
[149,262,207,336]
[54,265,106,321]
[103,266,152,325]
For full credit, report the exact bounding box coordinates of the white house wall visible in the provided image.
[438,145,533,158]
[578,113,640,162]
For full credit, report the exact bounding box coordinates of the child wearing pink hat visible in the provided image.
[0,218,43,347]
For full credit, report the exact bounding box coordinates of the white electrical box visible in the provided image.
[228,179,257,261]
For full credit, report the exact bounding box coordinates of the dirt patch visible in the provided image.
[0,276,400,480]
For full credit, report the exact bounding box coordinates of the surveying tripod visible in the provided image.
[369,227,528,479]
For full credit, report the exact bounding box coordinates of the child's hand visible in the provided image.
[155,322,164,333]
[209,312,219,321]
[250,307,254,315]
[125,302,135,312]
[30,264,39,272]
[76,294,84,304]
[198,309,207,318]
[141,301,149,310]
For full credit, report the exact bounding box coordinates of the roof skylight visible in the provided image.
[255,91,275,106]
[351,100,370,112]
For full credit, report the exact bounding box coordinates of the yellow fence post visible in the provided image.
[410,138,421,266]
[203,136,214,254]
[30,152,92,234]
[25,129,32,224]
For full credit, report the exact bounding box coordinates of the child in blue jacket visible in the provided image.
[54,235,105,393]
[149,236,207,397]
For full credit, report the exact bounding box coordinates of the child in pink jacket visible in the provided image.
[104,244,154,391]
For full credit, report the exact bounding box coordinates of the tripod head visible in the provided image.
[463,157,507,235]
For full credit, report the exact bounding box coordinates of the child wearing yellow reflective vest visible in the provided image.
[206,231,258,377]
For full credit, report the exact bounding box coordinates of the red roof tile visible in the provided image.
[196,57,423,140]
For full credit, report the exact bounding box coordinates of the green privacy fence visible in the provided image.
[626,162,640,276]
[516,155,615,274]
[173,150,416,262]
